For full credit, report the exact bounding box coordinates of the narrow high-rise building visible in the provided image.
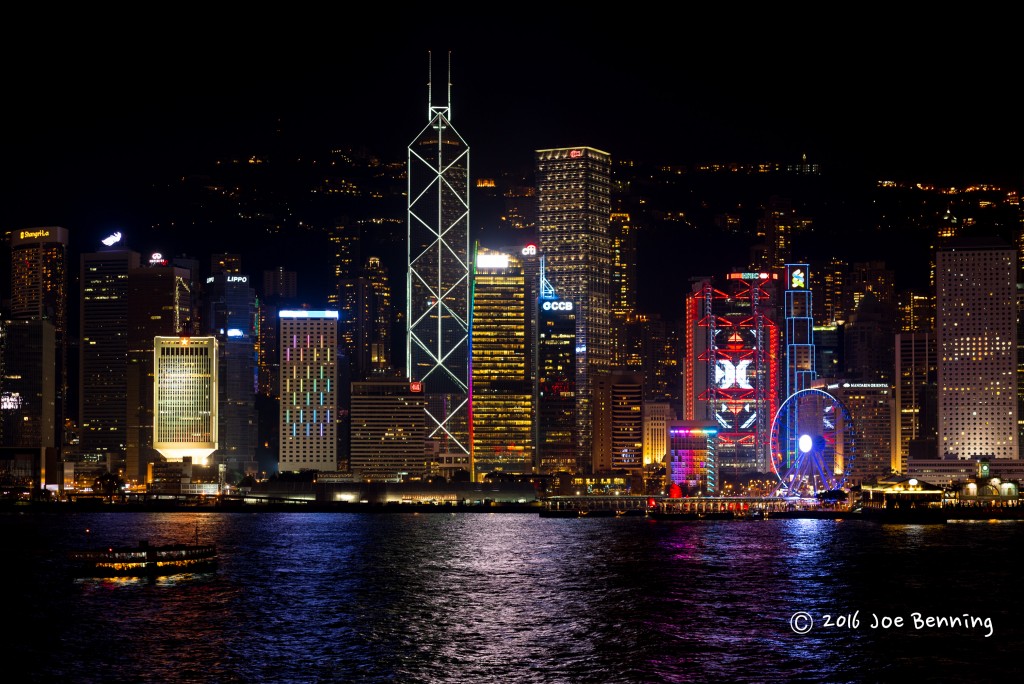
[204,270,258,473]
[278,310,340,473]
[936,238,1018,460]
[125,262,194,484]
[536,264,577,474]
[470,247,534,480]
[9,227,68,455]
[536,146,612,473]
[407,54,470,459]
[79,247,141,473]
[893,331,937,473]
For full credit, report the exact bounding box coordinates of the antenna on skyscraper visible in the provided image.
[540,255,556,300]
[427,50,451,120]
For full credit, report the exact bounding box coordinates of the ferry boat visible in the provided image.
[68,536,217,578]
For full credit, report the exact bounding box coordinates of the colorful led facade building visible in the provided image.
[278,310,340,473]
[666,421,718,495]
[536,146,612,473]
[470,247,534,480]
[686,272,779,475]
[407,55,470,458]
[153,335,217,466]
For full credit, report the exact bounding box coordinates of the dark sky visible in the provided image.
[3,15,1021,237]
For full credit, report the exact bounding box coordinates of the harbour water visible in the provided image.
[4,511,1022,683]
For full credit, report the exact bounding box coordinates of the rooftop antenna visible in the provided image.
[427,50,451,121]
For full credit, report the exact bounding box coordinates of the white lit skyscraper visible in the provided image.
[536,146,612,473]
[936,238,1018,460]
[153,335,217,466]
[407,54,470,458]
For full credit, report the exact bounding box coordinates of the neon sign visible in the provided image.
[569,149,583,159]
[542,301,573,311]
[101,231,122,246]
[410,382,423,393]
[522,244,537,256]
[227,275,248,283]
[19,229,50,240]
[789,267,806,289]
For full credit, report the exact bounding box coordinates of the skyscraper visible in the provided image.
[278,310,340,473]
[8,226,68,454]
[349,379,427,482]
[686,271,780,476]
[153,335,218,466]
[536,285,577,474]
[204,270,258,472]
[407,55,470,458]
[79,247,141,472]
[536,146,612,473]
[936,238,1018,460]
[125,262,194,483]
[470,247,533,480]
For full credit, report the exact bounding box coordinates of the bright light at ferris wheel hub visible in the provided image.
[799,434,813,453]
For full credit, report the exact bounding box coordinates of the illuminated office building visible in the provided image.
[536,146,612,472]
[407,57,470,458]
[349,379,427,482]
[666,421,718,495]
[537,283,577,474]
[278,310,340,473]
[825,380,892,484]
[126,261,194,483]
[642,401,672,467]
[8,227,68,454]
[893,332,937,473]
[470,247,533,480]
[153,336,217,466]
[79,247,141,471]
[686,271,780,475]
[592,370,643,475]
[204,271,258,470]
[936,239,1018,460]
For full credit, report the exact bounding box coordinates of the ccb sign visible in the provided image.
[542,301,573,311]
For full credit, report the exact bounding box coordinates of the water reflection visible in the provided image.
[4,513,1023,683]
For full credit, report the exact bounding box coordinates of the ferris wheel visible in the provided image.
[769,388,856,498]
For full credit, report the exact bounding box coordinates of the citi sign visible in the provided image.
[715,360,753,389]
[542,301,573,311]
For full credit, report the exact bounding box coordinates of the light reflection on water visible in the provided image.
[4,512,1022,683]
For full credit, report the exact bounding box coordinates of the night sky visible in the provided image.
[3,15,1021,270]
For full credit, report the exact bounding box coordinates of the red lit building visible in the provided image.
[685,272,780,476]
